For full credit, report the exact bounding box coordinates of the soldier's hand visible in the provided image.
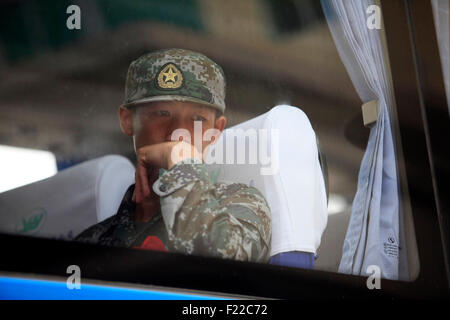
[132,141,203,203]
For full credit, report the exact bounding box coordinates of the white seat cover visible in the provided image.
[0,155,135,239]
[205,105,328,256]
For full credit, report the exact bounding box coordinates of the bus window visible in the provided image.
[0,0,422,289]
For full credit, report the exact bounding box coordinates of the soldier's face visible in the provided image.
[132,101,225,153]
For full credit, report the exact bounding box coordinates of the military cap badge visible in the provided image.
[156,63,183,89]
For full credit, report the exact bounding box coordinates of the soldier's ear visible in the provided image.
[215,115,226,132]
[119,106,134,136]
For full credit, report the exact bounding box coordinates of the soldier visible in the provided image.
[74,48,271,263]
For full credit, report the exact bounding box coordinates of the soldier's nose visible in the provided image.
[166,120,191,142]
[165,133,184,142]
[165,133,174,142]
[165,120,180,141]
[166,124,187,142]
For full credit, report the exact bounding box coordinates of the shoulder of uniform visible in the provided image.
[213,180,248,193]
[213,181,267,203]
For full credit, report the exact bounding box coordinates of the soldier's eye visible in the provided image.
[152,110,170,117]
[192,114,206,121]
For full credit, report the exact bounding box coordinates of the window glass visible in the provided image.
[0,0,417,280]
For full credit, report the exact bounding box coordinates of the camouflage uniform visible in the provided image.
[74,48,272,263]
[75,158,271,263]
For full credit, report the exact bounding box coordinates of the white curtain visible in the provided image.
[432,0,450,115]
[321,0,408,280]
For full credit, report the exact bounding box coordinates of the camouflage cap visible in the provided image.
[121,48,226,113]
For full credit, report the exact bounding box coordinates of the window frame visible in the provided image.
[405,0,450,287]
[0,0,448,299]
[381,0,450,292]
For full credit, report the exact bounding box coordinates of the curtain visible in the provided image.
[432,0,450,115]
[321,0,408,280]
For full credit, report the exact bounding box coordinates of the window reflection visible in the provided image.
[0,0,415,279]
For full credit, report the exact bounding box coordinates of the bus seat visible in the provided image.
[204,105,329,268]
[0,155,135,240]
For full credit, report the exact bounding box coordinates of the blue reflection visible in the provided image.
[0,276,225,300]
